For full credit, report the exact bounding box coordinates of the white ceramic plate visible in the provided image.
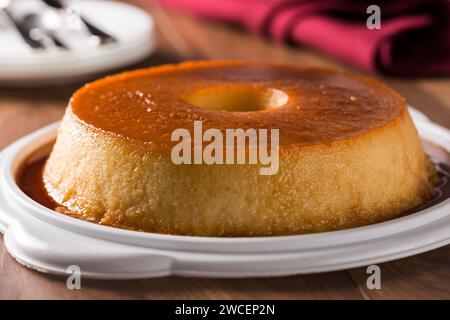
[0,0,155,86]
[0,107,449,279]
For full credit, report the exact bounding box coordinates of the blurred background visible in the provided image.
[1,0,450,299]
[0,0,449,145]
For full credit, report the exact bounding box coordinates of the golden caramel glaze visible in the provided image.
[70,61,406,152]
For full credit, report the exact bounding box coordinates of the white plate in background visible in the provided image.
[0,0,155,86]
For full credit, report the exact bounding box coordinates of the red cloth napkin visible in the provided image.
[152,0,450,76]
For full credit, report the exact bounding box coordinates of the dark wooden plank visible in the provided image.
[347,246,450,299]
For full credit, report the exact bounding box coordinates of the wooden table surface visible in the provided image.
[1,1,450,299]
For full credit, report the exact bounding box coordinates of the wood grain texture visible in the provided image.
[0,0,449,299]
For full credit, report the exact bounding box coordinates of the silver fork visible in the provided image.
[41,0,116,45]
[0,0,46,49]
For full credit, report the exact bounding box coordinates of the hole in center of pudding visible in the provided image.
[186,84,289,112]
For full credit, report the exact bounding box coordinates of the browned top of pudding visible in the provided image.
[70,61,407,151]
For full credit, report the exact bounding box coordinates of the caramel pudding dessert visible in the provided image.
[36,61,436,236]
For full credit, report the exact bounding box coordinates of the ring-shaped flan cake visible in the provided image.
[43,61,436,236]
